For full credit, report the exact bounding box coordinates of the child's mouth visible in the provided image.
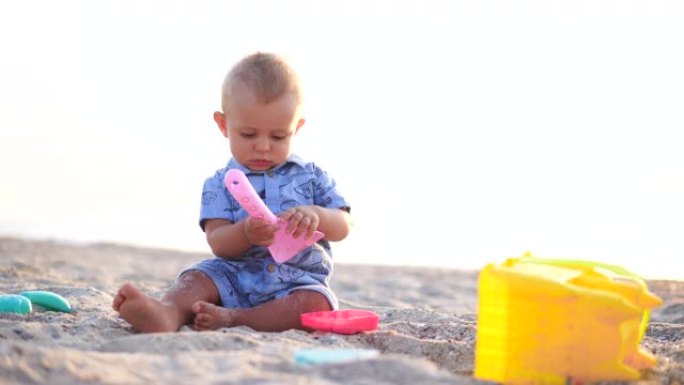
[250,160,272,169]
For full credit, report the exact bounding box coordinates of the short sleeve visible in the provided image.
[199,170,236,230]
[313,166,351,212]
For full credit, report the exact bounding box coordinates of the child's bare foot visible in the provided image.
[113,283,181,333]
[192,301,237,331]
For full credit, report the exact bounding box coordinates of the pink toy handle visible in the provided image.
[225,169,279,224]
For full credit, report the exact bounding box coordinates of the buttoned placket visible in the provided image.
[264,170,280,214]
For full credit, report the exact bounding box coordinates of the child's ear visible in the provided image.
[295,118,306,134]
[214,111,229,138]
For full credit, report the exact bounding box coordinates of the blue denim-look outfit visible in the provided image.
[183,154,349,310]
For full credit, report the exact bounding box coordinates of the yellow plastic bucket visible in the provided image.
[474,253,662,384]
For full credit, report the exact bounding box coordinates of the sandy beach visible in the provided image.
[0,236,682,384]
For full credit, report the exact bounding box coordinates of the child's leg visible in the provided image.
[193,290,331,332]
[112,271,219,333]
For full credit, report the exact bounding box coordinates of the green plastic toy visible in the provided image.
[0,294,33,314]
[0,291,72,315]
[20,291,72,313]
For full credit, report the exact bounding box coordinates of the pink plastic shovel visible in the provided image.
[224,169,325,263]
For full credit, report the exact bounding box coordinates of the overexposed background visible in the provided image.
[2,1,683,279]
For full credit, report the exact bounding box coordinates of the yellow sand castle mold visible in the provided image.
[475,253,662,384]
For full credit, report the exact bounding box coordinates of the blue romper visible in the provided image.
[183,155,350,310]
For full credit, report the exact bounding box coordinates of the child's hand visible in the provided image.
[242,217,279,246]
[279,206,320,239]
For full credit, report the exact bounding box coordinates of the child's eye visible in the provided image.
[240,133,255,138]
[271,131,291,140]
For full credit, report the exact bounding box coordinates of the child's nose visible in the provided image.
[255,138,270,152]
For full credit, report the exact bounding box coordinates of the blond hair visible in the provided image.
[220,52,302,112]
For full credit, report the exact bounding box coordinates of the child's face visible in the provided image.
[215,85,304,171]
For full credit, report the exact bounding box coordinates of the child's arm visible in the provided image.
[279,206,351,242]
[205,205,350,258]
[204,217,279,258]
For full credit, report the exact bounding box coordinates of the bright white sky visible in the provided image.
[1,1,683,280]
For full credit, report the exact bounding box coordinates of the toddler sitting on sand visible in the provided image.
[112,52,351,333]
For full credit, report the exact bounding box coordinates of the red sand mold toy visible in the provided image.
[301,309,380,334]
